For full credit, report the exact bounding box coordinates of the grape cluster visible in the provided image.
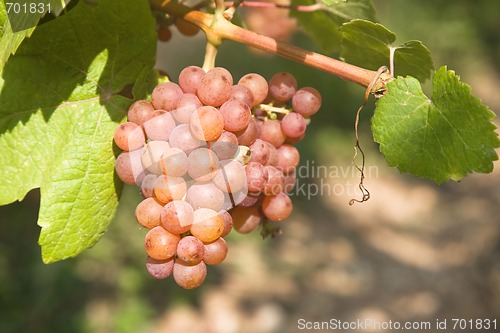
[114,66,321,289]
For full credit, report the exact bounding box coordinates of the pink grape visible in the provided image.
[161,200,194,234]
[143,110,176,141]
[203,237,228,265]
[176,236,205,265]
[235,117,259,146]
[292,87,322,116]
[189,105,224,142]
[238,73,268,105]
[144,226,180,260]
[152,82,183,111]
[178,66,205,94]
[135,197,163,229]
[173,93,202,124]
[210,131,239,160]
[276,144,300,173]
[186,181,225,211]
[173,259,207,289]
[219,99,252,132]
[146,256,175,279]
[245,162,268,193]
[269,72,297,101]
[197,67,233,107]
[230,206,261,234]
[229,84,254,107]
[113,121,145,151]
[259,119,286,148]
[281,112,306,138]
[262,192,292,221]
[127,100,155,126]
[187,148,220,182]
[169,123,201,154]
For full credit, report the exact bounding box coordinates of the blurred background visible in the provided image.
[1,0,499,332]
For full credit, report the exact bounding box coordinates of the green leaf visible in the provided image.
[340,19,434,81]
[291,0,375,53]
[0,0,156,262]
[0,0,68,71]
[372,66,500,183]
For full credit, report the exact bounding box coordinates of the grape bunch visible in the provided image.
[114,66,321,289]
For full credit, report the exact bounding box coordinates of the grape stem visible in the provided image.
[150,0,389,91]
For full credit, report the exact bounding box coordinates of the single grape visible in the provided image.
[238,73,268,105]
[189,106,224,142]
[203,237,228,265]
[178,66,205,94]
[186,181,225,211]
[160,147,188,177]
[219,99,252,132]
[276,144,300,173]
[161,200,194,234]
[269,72,297,101]
[230,206,261,234]
[259,119,286,148]
[144,226,180,260]
[235,117,259,146]
[197,67,233,107]
[218,210,233,237]
[245,162,268,193]
[152,82,183,111]
[173,259,207,289]
[157,25,172,42]
[135,197,164,229]
[249,139,271,165]
[281,112,306,138]
[263,165,285,195]
[210,131,239,160]
[262,192,292,221]
[140,173,158,198]
[229,84,254,107]
[115,150,146,185]
[175,18,200,36]
[176,235,205,265]
[113,121,145,151]
[146,256,175,279]
[168,123,201,154]
[292,87,322,116]
[190,208,224,243]
[143,110,176,141]
[187,148,220,182]
[173,93,202,123]
[127,100,155,126]
[154,175,187,204]
[213,159,247,193]
[141,141,171,174]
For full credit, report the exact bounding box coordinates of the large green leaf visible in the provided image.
[340,19,434,81]
[0,0,156,262]
[291,0,375,53]
[372,66,499,183]
[0,0,68,71]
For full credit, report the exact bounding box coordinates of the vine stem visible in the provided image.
[150,0,384,89]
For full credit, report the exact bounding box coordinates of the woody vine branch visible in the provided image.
[150,0,392,94]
